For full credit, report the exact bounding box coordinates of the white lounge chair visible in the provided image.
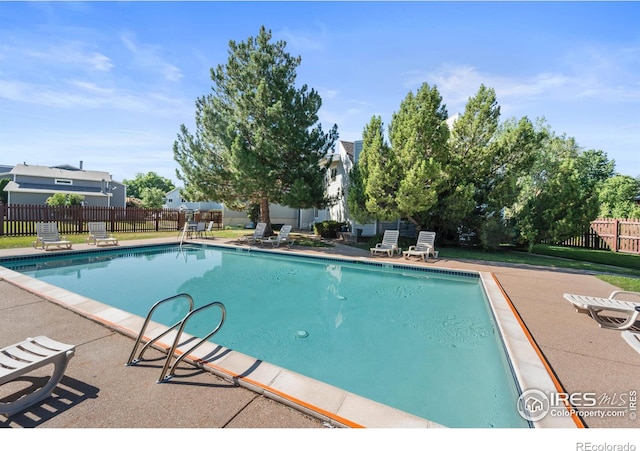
[241,222,267,244]
[86,222,118,246]
[194,221,206,238]
[563,291,640,330]
[203,221,215,238]
[260,225,293,248]
[0,336,75,417]
[370,230,400,257]
[32,222,72,250]
[403,231,437,261]
[622,309,640,353]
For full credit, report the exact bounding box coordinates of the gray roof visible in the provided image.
[10,164,117,182]
[3,180,110,197]
[340,141,355,162]
[0,164,14,174]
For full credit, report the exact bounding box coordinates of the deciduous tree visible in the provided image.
[140,187,166,209]
[123,172,175,199]
[598,175,640,219]
[513,131,610,249]
[45,193,84,206]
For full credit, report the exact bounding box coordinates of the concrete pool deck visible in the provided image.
[1,236,639,429]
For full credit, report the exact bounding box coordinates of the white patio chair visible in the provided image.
[86,222,118,246]
[32,222,72,251]
[370,230,400,257]
[403,231,437,261]
[0,336,75,416]
[563,291,640,330]
[241,222,267,244]
[260,225,294,248]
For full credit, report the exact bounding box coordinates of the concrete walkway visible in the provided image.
[1,236,639,429]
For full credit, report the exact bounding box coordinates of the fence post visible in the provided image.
[76,205,83,234]
[613,219,619,252]
[0,203,4,236]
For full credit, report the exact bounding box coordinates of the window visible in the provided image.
[55,179,73,185]
[330,168,337,181]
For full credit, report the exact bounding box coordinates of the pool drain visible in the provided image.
[296,330,309,338]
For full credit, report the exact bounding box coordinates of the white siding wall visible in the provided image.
[222,204,301,228]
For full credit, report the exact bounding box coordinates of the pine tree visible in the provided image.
[174,26,338,234]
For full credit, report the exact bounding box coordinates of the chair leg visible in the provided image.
[589,308,640,330]
[0,350,74,417]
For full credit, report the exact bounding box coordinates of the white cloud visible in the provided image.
[0,77,190,117]
[17,41,114,73]
[2,124,182,183]
[402,39,640,116]
[277,26,329,53]
[120,33,183,82]
[317,87,339,100]
[88,52,114,71]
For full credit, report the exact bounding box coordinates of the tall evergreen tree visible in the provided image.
[174,26,338,234]
[360,116,397,220]
[390,83,449,231]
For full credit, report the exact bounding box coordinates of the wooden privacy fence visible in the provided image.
[0,204,183,237]
[590,218,640,255]
[552,227,610,251]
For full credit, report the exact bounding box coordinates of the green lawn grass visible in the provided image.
[440,246,639,277]
[348,239,639,281]
[596,275,640,292]
[0,229,331,249]
[530,244,640,271]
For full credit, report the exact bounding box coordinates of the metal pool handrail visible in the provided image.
[157,301,226,383]
[125,293,195,366]
[125,294,227,383]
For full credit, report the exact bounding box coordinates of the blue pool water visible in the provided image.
[3,245,528,428]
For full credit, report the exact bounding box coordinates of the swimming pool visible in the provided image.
[0,243,567,428]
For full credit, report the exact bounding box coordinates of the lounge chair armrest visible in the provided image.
[609,291,640,301]
[407,246,416,251]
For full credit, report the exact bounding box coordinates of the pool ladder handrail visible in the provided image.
[125,293,226,383]
[158,301,226,383]
[178,222,190,248]
[125,293,195,366]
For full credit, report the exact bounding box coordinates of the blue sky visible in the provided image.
[1,1,639,186]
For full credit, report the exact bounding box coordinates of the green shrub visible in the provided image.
[480,217,516,251]
[314,220,345,238]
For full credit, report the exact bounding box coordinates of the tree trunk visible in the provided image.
[260,197,273,236]
[407,215,421,237]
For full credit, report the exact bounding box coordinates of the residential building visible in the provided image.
[2,163,126,207]
[163,187,223,212]
[315,115,462,238]
[313,140,379,237]
[163,187,305,229]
